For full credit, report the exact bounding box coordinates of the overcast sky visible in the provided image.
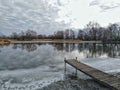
[0,0,120,35]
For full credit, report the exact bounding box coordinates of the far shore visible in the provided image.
[11,39,102,44]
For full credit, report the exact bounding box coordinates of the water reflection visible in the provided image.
[0,43,119,90]
[65,43,75,52]
[49,43,75,52]
[12,43,120,57]
[52,43,120,57]
[0,43,119,70]
[64,73,111,90]
[12,43,46,52]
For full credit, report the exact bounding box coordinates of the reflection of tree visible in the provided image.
[50,43,120,57]
[88,43,97,58]
[12,44,18,49]
[50,43,64,51]
[25,44,37,52]
[12,44,38,52]
[65,43,75,52]
[69,43,75,52]
[78,43,120,58]
[49,43,75,52]
[52,43,64,51]
[78,43,86,52]
[106,44,120,57]
[12,43,120,57]
[65,43,69,52]
[38,43,47,46]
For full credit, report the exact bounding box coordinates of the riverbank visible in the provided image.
[11,39,102,44]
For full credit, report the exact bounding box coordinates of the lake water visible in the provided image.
[0,43,120,90]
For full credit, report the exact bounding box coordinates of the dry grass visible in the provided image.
[11,39,101,44]
[0,39,11,45]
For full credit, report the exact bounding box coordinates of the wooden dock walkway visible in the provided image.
[64,59,120,90]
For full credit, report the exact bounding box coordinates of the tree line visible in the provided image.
[10,22,120,41]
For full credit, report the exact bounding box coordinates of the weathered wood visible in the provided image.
[65,59,120,90]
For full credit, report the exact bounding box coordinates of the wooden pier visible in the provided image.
[64,59,120,90]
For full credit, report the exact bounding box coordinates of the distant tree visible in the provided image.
[19,31,25,40]
[108,23,120,41]
[12,32,18,40]
[54,30,64,39]
[64,29,70,39]
[69,29,75,39]
[25,30,37,40]
[86,21,100,40]
[9,22,120,42]
[77,29,84,40]
[38,34,45,39]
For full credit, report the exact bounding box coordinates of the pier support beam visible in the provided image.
[64,57,66,72]
[75,57,77,76]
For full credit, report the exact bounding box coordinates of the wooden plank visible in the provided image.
[65,59,120,90]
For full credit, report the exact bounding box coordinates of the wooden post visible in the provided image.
[75,57,77,76]
[64,57,66,72]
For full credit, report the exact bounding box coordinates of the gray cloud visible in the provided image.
[0,31,3,36]
[0,0,68,35]
[89,0,120,11]
[89,0,99,6]
[100,4,120,10]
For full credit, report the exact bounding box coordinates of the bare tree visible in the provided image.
[54,30,64,39]
[86,21,100,40]
[12,32,18,40]
[77,29,85,40]
[108,24,120,41]
[25,30,37,40]
[64,29,70,39]
[69,29,75,39]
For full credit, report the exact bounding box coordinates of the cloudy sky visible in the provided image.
[0,0,120,35]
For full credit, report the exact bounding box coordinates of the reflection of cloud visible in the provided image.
[89,0,120,11]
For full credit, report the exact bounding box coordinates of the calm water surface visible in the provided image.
[0,43,119,90]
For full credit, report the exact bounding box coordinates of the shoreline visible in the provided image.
[11,40,102,44]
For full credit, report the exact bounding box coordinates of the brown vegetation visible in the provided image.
[0,39,11,45]
[11,39,101,44]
